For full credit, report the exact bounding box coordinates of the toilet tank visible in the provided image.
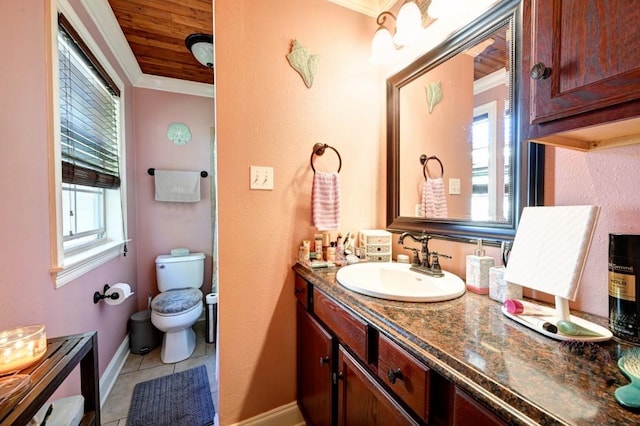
[155,252,205,292]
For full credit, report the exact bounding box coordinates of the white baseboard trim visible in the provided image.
[230,401,304,426]
[99,334,130,407]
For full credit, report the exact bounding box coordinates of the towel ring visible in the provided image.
[420,154,444,179]
[310,143,342,173]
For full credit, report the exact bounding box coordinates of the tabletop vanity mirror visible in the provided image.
[386,0,544,241]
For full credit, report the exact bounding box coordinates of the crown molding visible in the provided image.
[326,0,397,17]
[80,0,213,98]
[473,68,507,95]
[136,74,215,98]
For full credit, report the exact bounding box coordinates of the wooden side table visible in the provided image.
[0,331,100,425]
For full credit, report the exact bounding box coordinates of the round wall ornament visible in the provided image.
[167,122,192,145]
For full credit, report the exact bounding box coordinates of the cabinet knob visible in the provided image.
[319,356,330,367]
[387,368,403,384]
[294,288,304,295]
[530,63,552,80]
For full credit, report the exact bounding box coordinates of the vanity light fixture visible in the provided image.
[185,33,214,69]
[370,1,423,64]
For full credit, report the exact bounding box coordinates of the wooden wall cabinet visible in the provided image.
[522,0,640,150]
[294,276,508,426]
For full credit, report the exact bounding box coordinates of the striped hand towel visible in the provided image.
[312,172,341,231]
[422,177,448,218]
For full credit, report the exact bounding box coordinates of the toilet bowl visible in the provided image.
[150,252,205,363]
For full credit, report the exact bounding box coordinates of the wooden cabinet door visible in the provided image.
[527,0,640,125]
[297,304,333,426]
[337,346,420,426]
[453,387,506,426]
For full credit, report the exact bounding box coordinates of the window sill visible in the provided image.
[53,240,128,288]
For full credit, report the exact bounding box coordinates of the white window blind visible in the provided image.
[58,14,120,189]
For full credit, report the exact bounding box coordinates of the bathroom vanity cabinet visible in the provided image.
[522,0,640,150]
[294,275,505,426]
[293,262,640,425]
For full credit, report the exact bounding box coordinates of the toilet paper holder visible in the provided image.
[93,284,120,304]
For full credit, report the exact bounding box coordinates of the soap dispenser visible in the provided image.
[466,239,494,294]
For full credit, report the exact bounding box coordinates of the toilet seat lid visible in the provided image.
[152,288,202,315]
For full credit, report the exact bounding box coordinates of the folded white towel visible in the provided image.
[312,172,341,231]
[422,177,447,218]
[154,170,201,202]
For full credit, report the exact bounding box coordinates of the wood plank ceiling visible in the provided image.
[106,0,502,85]
[108,0,214,85]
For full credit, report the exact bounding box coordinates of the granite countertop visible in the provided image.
[293,262,640,426]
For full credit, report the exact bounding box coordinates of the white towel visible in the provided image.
[421,177,447,218]
[311,172,341,231]
[154,170,201,202]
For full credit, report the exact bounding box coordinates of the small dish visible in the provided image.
[615,347,640,409]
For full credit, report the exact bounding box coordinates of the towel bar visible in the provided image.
[148,168,208,178]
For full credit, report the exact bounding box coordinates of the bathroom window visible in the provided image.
[51,10,127,287]
[471,101,497,221]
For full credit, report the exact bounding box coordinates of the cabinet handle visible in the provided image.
[294,288,304,295]
[530,63,552,80]
[319,356,330,367]
[387,368,403,384]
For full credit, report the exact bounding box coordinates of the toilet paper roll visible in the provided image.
[105,283,134,306]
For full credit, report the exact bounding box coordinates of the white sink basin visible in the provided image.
[336,262,466,302]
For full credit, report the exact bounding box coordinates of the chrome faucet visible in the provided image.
[398,232,432,268]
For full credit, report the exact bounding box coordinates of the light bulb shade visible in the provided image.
[185,33,214,69]
[394,1,422,47]
[0,324,47,375]
[370,26,395,64]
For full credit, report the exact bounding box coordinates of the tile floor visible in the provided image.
[101,320,218,425]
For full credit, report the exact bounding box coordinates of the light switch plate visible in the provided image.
[250,166,274,190]
[449,178,461,195]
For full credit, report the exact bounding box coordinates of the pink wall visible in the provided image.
[540,144,640,317]
[0,0,138,394]
[399,53,474,218]
[133,88,214,306]
[215,0,383,422]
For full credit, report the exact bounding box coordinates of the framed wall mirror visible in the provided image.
[386,0,544,241]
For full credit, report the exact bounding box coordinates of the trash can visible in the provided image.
[129,310,161,355]
[206,293,218,344]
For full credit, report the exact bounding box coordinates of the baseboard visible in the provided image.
[230,401,305,426]
[99,334,130,407]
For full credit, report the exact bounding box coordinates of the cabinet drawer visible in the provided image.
[378,334,430,422]
[294,275,310,309]
[314,290,368,361]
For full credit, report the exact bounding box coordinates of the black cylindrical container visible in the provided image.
[609,234,640,343]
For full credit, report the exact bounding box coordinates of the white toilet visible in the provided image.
[151,252,205,363]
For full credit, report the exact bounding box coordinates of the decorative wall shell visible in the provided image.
[286,39,319,89]
[425,81,442,113]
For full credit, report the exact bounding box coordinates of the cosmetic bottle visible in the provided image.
[609,234,640,343]
[336,233,344,259]
[465,239,494,294]
[489,242,522,303]
[314,234,323,260]
[326,243,336,262]
[503,299,545,315]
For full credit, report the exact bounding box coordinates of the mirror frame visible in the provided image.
[386,0,544,242]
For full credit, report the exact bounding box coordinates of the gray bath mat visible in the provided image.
[127,365,215,426]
